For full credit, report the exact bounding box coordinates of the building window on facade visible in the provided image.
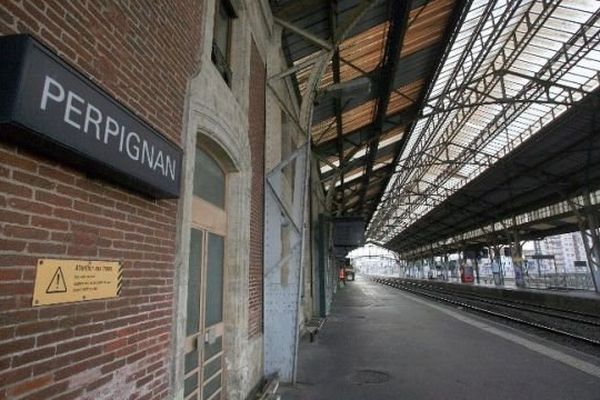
[212,0,236,85]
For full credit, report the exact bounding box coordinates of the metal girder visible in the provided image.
[380,104,600,256]
[268,51,326,82]
[330,0,346,215]
[399,191,600,260]
[267,143,308,178]
[272,0,327,19]
[356,0,412,217]
[370,0,528,239]
[564,192,600,292]
[422,69,587,117]
[274,17,333,51]
[266,176,301,235]
[314,106,414,156]
[335,167,389,191]
[292,0,383,134]
[363,0,471,227]
[369,2,600,243]
[321,143,396,181]
[381,110,600,250]
[319,0,385,210]
[417,4,597,211]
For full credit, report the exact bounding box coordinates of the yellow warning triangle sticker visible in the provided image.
[46,266,68,293]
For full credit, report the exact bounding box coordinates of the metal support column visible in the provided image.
[443,253,449,281]
[511,217,526,287]
[565,190,600,293]
[580,191,600,292]
[429,254,435,279]
[495,245,505,285]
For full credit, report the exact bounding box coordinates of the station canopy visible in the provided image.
[271,0,600,248]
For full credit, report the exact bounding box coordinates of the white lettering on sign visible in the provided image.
[38,75,177,182]
[64,91,84,130]
[40,76,64,110]
[84,102,103,140]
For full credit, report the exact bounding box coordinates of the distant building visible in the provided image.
[530,233,587,272]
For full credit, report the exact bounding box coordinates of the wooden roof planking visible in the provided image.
[273,0,461,219]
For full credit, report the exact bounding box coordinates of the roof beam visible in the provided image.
[273,0,326,19]
[386,95,600,250]
[370,1,591,238]
[331,1,346,215]
[357,0,412,216]
[274,17,333,51]
[315,106,414,156]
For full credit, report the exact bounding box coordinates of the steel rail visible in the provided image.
[373,277,600,346]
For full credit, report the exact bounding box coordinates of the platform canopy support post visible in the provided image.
[457,241,466,283]
[429,253,435,279]
[563,190,600,293]
[491,244,504,286]
[510,217,526,288]
[443,252,449,281]
[579,191,600,293]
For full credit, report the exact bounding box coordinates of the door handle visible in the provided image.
[205,328,216,344]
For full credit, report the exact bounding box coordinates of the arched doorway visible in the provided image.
[184,146,228,400]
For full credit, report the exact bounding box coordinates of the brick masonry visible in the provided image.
[0,1,203,399]
[247,40,266,338]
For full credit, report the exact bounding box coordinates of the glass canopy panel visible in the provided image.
[368,0,600,243]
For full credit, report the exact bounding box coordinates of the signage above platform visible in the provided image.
[33,259,122,306]
[0,35,181,198]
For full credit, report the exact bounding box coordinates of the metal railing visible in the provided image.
[525,273,596,291]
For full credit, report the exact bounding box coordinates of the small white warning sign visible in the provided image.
[33,259,122,306]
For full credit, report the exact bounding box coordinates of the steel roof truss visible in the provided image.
[369,3,600,242]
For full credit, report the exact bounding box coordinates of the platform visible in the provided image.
[280,277,600,400]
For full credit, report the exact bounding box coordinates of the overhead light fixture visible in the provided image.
[324,77,371,96]
[315,77,372,105]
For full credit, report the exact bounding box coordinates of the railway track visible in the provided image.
[372,277,600,347]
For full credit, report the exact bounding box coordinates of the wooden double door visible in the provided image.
[184,148,227,400]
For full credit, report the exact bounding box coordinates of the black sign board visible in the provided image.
[0,35,182,198]
[332,218,365,247]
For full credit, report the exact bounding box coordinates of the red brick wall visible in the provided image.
[247,40,266,338]
[0,1,203,399]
